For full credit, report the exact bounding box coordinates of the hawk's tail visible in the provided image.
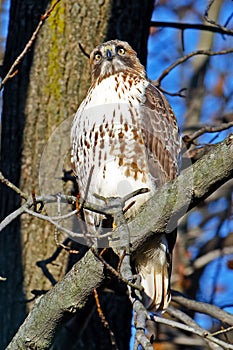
[134,233,175,312]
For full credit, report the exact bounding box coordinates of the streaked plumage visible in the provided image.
[71,40,181,311]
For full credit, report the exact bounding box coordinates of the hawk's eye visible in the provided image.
[94,52,102,61]
[116,46,126,56]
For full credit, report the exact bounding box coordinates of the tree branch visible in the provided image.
[153,312,233,349]
[6,250,106,350]
[185,246,233,275]
[183,121,233,145]
[172,290,233,326]
[150,21,233,37]
[167,306,222,350]
[117,134,233,252]
[5,134,233,349]
[0,171,28,200]
[154,48,233,86]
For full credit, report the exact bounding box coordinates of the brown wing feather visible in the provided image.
[141,83,181,186]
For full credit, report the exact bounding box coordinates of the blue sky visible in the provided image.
[147,0,233,132]
[0,0,10,112]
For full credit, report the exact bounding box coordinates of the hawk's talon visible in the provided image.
[112,220,117,230]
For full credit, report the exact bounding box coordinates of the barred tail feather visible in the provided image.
[134,234,173,312]
[140,255,171,312]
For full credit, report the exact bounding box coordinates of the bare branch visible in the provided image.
[150,20,233,37]
[6,250,106,350]
[172,290,233,326]
[204,0,232,34]
[0,0,61,91]
[0,171,28,200]
[93,289,119,350]
[153,313,233,349]
[133,300,152,350]
[186,246,233,274]
[23,207,112,240]
[183,121,233,145]
[78,43,90,59]
[211,326,233,337]
[154,48,233,86]
[0,206,26,231]
[167,306,222,350]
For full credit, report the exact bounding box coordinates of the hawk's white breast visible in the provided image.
[71,72,154,216]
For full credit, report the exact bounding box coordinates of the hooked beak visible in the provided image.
[105,48,114,61]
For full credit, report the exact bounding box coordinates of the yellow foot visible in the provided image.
[112,220,117,230]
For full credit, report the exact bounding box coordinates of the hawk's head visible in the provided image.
[90,39,146,82]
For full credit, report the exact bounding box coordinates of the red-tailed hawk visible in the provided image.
[71,39,181,311]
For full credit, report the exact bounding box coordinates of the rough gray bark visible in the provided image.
[6,134,233,350]
[7,252,106,350]
[0,2,50,347]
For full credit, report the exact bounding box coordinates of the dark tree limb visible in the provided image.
[150,21,233,37]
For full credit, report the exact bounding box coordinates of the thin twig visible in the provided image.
[49,209,78,221]
[211,326,233,337]
[133,300,153,350]
[204,0,232,35]
[183,121,233,145]
[167,306,222,350]
[171,290,233,326]
[78,43,90,59]
[23,207,113,240]
[0,0,61,90]
[153,314,233,349]
[93,289,119,350]
[90,246,142,292]
[36,237,71,286]
[0,171,28,200]
[0,206,26,231]
[154,48,233,86]
[185,246,233,275]
[158,86,187,98]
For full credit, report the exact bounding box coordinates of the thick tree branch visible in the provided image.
[6,134,233,349]
[6,250,106,349]
[116,134,233,252]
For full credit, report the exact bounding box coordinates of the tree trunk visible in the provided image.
[0,2,50,347]
[0,0,154,348]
